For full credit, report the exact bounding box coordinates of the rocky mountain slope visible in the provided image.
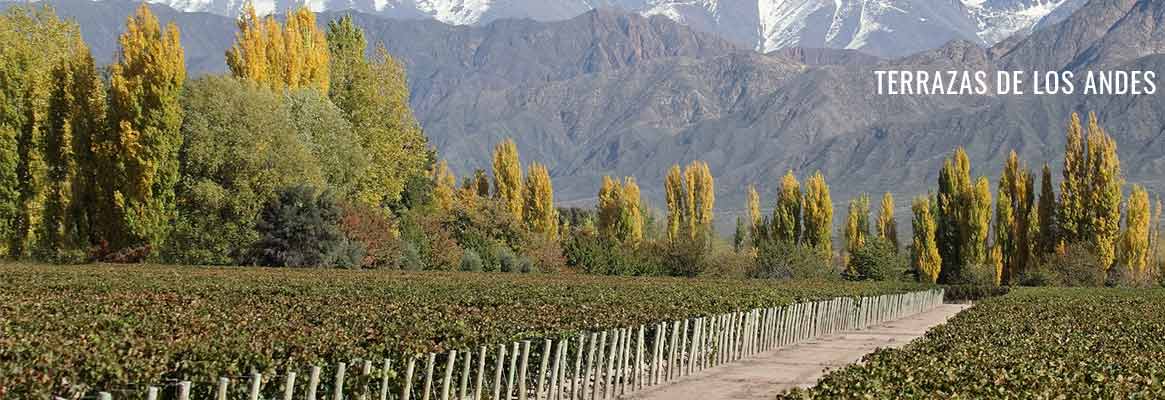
[26,0,1086,57]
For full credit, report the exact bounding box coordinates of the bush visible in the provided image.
[401,241,426,271]
[1043,243,1106,287]
[459,249,483,272]
[752,240,836,280]
[338,202,401,269]
[519,257,537,273]
[659,238,709,278]
[243,185,363,268]
[563,232,664,276]
[845,238,905,281]
[495,244,519,273]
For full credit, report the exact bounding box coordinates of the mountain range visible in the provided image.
[48,0,1086,57]
[4,0,1163,234]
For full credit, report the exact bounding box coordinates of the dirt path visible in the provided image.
[624,303,971,400]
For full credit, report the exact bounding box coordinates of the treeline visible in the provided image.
[0,4,428,265]
[903,113,1163,287]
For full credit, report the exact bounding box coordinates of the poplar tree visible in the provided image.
[935,148,991,283]
[598,176,642,244]
[1084,113,1122,270]
[1059,112,1086,242]
[1036,163,1057,257]
[664,165,685,241]
[772,170,803,244]
[1119,185,1150,279]
[491,139,524,222]
[1153,198,1162,271]
[685,161,715,240]
[995,151,1035,283]
[747,184,761,230]
[523,162,557,241]
[432,160,456,211]
[911,196,941,284]
[0,6,86,256]
[843,193,870,267]
[802,171,833,258]
[875,192,898,250]
[226,3,328,91]
[65,49,106,251]
[104,3,185,251]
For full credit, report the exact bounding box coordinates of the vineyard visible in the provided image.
[0,263,933,398]
[781,288,1165,398]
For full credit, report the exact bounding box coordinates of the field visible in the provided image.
[0,263,926,398]
[780,288,1165,398]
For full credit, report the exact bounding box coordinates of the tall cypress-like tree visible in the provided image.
[912,196,941,283]
[685,161,715,241]
[1059,112,1086,243]
[491,139,523,222]
[843,193,870,268]
[1084,113,1123,270]
[746,184,761,230]
[802,171,833,258]
[995,151,1035,284]
[772,170,803,244]
[1036,163,1057,257]
[1120,185,1151,280]
[523,162,557,241]
[664,165,685,241]
[875,192,898,250]
[105,3,185,251]
[935,148,991,283]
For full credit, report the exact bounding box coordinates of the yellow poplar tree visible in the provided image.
[1084,113,1122,270]
[664,165,685,241]
[105,3,185,250]
[802,171,833,258]
[685,161,715,240]
[843,193,870,268]
[621,177,644,243]
[875,192,898,250]
[995,151,1035,283]
[773,171,802,244]
[523,162,558,241]
[491,138,523,222]
[1059,112,1087,242]
[597,176,642,244]
[1119,185,1150,279]
[431,160,456,211]
[935,147,991,283]
[747,184,761,229]
[911,196,941,283]
[226,3,328,91]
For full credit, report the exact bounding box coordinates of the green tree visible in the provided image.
[103,3,186,253]
[0,6,86,257]
[597,176,643,244]
[284,88,368,201]
[1035,163,1057,257]
[935,148,991,283]
[1084,113,1122,270]
[326,16,428,207]
[1059,113,1086,242]
[995,151,1035,284]
[911,195,941,284]
[165,76,322,264]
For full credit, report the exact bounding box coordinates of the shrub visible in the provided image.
[338,202,401,269]
[943,285,1010,302]
[519,257,537,273]
[659,238,708,278]
[1045,243,1106,287]
[495,244,519,273]
[845,238,905,281]
[401,241,426,271]
[563,232,664,276]
[459,249,483,272]
[243,185,362,267]
[752,240,836,280]
[698,248,756,278]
